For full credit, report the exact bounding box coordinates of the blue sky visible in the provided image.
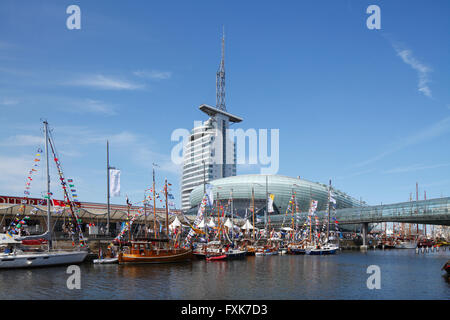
[0,0,449,208]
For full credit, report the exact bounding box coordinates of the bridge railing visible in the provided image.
[262,197,450,226]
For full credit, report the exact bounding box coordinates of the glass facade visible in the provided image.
[189,174,362,217]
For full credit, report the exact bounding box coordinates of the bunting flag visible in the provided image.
[8,147,43,234]
[49,144,87,248]
[183,193,208,247]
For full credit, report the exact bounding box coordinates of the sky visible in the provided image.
[0,0,449,209]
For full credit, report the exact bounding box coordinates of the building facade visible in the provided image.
[188,174,363,217]
[180,104,242,210]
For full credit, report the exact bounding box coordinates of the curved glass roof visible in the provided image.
[189,174,361,214]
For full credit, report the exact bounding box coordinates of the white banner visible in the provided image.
[205,183,214,206]
[109,169,121,197]
[268,194,275,213]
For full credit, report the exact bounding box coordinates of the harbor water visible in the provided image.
[0,249,448,300]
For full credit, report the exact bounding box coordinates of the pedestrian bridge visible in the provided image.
[260,197,450,227]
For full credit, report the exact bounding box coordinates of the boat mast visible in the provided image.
[43,120,51,252]
[165,178,169,239]
[327,179,331,244]
[144,193,147,238]
[252,187,255,241]
[216,192,220,241]
[230,189,234,241]
[265,175,268,234]
[291,188,295,242]
[153,166,157,238]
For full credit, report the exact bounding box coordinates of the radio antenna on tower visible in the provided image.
[216,26,226,111]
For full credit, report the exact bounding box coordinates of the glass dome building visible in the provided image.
[188,174,362,217]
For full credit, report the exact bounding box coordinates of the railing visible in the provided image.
[259,197,450,226]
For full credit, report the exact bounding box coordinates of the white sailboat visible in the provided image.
[0,121,87,269]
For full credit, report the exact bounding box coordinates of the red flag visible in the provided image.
[52,199,65,207]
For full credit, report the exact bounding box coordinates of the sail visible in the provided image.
[16,231,50,242]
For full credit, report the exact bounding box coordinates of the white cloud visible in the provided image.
[67,74,144,90]
[0,155,45,195]
[0,98,19,106]
[133,70,172,80]
[72,99,117,116]
[393,44,432,98]
[383,163,450,174]
[0,134,44,147]
[355,116,450,167]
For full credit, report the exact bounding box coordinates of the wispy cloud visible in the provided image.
[67,74,144,90]
[383,163,450,174]
[133,70,172,80]
[392,43,432,98]
[0,134,44,147]
[0,155,45,195]
[0,98,19,106]
[355,116,450,167]
[71,99,117,116]
[335,168,375,180]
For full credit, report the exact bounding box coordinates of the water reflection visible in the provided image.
[0,250,449,299]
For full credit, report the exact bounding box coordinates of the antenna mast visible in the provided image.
[216,27,226,111]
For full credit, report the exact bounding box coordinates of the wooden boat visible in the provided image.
[118,240,193,264]
[287,243,306,255]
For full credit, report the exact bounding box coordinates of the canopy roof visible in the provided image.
[241,220,254,230]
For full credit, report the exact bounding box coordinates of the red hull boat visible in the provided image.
[206,254,227,261]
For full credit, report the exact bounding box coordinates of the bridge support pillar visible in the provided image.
[361,222,369,251]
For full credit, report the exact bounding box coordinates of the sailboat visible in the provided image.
[305,180,339,255]
[0,121,88,269]
[118,171,193,264]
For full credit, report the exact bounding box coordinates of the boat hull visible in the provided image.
[93,257,118,264]
[0,251,88,269]
[226,250,247,259]
[395,242,416,249]
[206,254,227,261]
[119,249,193,264]
[289,248,306,255]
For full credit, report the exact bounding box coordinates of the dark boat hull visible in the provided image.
[288,248,306,255]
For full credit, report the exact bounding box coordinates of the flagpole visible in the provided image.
[327,179,331,244]
[153,166,157,238]
[265,175,268,234]
[165,178,169,239]
[106,140,110,236]
[43,120,51,252]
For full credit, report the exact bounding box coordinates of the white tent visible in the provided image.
[197,219,205,229]
[280,227,293,231]
[207,218,216,228]
[224,218,233,228]
[240,220,254,230]
[169,216,182,231]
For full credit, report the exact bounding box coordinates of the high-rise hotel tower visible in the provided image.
[180,31,242,211]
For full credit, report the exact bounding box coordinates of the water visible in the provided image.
[0,250,448,299]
